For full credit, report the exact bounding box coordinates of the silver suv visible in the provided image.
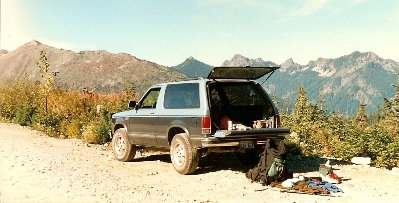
[110,67,290,174]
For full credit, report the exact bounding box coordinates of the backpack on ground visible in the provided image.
[246,139,288,185]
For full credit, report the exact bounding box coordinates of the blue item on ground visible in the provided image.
[308,181,344,193]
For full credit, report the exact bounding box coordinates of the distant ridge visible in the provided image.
[0,40,186,94]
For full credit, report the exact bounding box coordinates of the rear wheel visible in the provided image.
[112,128,136,162]
[170,133,200,175]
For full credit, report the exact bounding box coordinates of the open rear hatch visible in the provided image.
[207,67,279,80]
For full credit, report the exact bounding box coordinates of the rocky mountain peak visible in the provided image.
[171,56,213,78]
[232,54,247,60]
[282,58,294,67]
[365,51,378,60]
[313,57,329,67]
[25,40,42,46]
[222,54,249,67]
[222,54,277,67]
[182,56,199,65]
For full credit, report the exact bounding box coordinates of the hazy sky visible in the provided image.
[1,0,398,66]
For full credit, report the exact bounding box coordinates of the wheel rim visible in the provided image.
[114,135,126,157]
[172,140,186,167]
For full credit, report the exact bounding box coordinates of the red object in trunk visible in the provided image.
[275,115,281,128]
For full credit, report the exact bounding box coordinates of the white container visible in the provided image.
[228,121,233,130]
[351,157,371,165]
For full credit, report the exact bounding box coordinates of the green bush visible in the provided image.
[92,109,111,144]
[32,112,61,137]
[82,110,110,144]
[374,139,399,168]
[15,104,37,126]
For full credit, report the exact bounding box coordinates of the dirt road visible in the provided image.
[1,122,398,202]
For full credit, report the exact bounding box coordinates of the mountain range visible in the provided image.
[170,53,398,114]
[1,40,398,114]
[0,40,185,94]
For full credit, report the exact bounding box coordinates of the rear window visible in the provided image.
[209,82,272,107]
[164,83,200,109]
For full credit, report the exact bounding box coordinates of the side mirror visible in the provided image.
[128,100,137,109]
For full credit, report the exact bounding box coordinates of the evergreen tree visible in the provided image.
[392,74,399,136]
[290,86,314,154]
[355,104,368,129]
[381,73,399,137]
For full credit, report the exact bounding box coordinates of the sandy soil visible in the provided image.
[1,122,398,203]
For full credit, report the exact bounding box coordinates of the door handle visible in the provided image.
[150,112,154,115]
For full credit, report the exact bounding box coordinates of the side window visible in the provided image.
[139,88,160,108]
[164,83,200,109]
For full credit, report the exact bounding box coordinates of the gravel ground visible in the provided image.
[1,122,398,203]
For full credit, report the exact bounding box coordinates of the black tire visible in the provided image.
[170,133,200,175]
[112,128,136,162]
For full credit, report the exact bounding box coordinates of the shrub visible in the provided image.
[32,111,61,137]
[82,122,97,144]
[374,139,399,168]
[92,109,111,144]
[15,104,37,126]
[60,119,84,139]
[82,109,110,144]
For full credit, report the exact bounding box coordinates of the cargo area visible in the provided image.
[207,81,278,133]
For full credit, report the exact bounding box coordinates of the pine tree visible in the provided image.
[355,104,367,129]
[291,86,314,153]
[391,73,399,136]
[381,73,399,137]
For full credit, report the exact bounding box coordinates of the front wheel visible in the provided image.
[112,128,136,162]
[170,133,200,175]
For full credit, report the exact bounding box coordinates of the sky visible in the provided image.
[1,0,398,66]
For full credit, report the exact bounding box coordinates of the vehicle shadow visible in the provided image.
[135,154,171,163]
[194,153,254,175]
[134,152,252,175]
[133,152,352,175]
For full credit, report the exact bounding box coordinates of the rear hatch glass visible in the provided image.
[207,67,279,80]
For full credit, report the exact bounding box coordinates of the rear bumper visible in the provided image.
[201,128,289,148]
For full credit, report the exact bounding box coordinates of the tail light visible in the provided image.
[202,116,211,134]
[275,115,281,128]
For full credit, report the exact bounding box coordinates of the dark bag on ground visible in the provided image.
[246,139,288,185]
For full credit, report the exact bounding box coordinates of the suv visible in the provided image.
[110,67,290,174]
